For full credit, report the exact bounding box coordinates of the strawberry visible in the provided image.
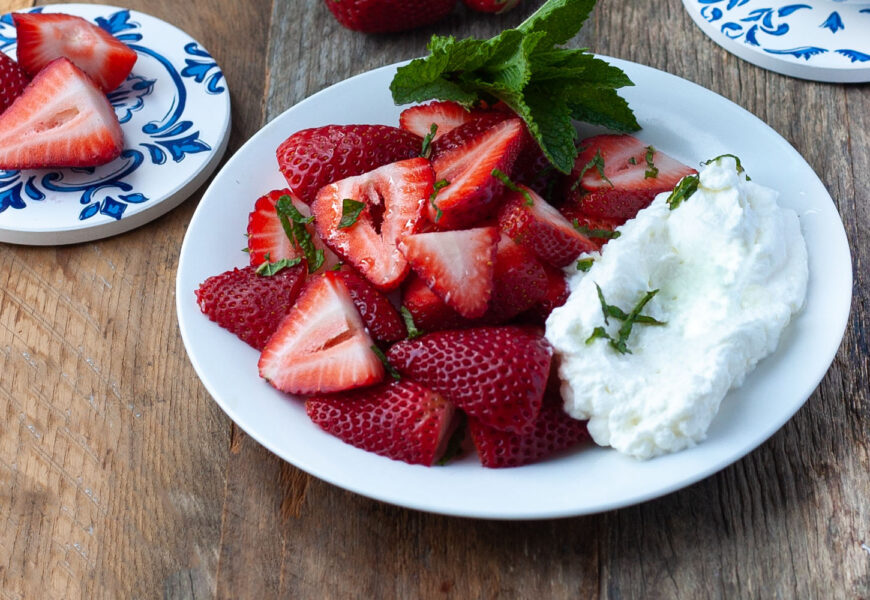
[195,263,307,351]
[469,385,589,468]
[557,207,621,251]
[483,233,547,324]
[246,189,339,271]
[399,226,498,319]
[462,0,522,13]
[276,124,422,204]
[335,266,407,343]
[387,326,552,434]
[313,157,433,291]
[258,272,384,394]
[428,111,509,162]
[401,274,469,333]
[0,58,123,170]
[0,52,30,114]
[323,0,457,33]
[497,184,596,268]
[429,117,524,228]
[398,100,478,140]
[306,379,456,466]
[565,134,697,222]
[522,263,570,324]
[13,12,137,92]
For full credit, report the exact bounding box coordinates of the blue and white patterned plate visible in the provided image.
[0,4,230,245]
[683,0,870,82]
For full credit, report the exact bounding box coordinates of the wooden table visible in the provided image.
[0,0,867,597]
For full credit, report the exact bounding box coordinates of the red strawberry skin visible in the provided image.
[13,12,137,92]
[522,263,569,324]
[276,124,422,204]
[0,52,30,114]
[483,233,547,324]
[398,100,478,140]
[401,273,470,333]
[387,326,552,434]
[336,266,407,343]
[195,263,307,351]
[557,205,621,251]
[323,0,457,33]
[428,111,509,161]
[462,0,521,13]
[306,379,456,466]
[0,58,123,169]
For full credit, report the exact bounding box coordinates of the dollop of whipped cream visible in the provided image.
[545,156,808,459]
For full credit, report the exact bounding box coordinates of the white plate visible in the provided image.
[683,0,870,83]
[176,59,852,519]
[0,4,230,245]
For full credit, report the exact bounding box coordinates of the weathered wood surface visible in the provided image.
[0,0,867,598]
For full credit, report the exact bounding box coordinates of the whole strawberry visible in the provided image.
[0,53,30,114]
[276,124,422,204]
[324,0,457,33]
[462,0,521,14]
[195,263,307,350]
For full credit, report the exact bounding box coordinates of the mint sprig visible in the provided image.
[276,195,325,273]
[390,0,639,175]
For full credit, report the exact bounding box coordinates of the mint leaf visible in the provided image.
[420,123,438,158]
[644,145,658,179]
[517,0,597,49]
[276,195,325,273]
[256,257,302,276]
[573,220,620,240]
[565,86,640,133]
[572,149,611,188]
[429,179,449,222]
[576,257,594,272]
[371,345,401,381]
[400,306,424,340]
[492,168,533,205]
[666,174,699,210]
[338,198,365,229]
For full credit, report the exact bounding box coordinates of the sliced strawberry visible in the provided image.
[313,157,433,291]
[276,124,422,204]
[0,52,30,114]
[336,266,406,343]
[428,111,509,161]
[522,263,570,324]
[565,134,697,222]
[387,326,552,434]
[429,118,524,228]
[557,207,621,251]
[246,189,339,272]
[401,274,470,333]
[0,58,122,169]
[306,379,456,466]
[195,263,307,351]
[497,184,596,268]
[13,12,137,92]
[399,227,498,319]
[482,233,547,324]
[398,100,480,140]
[258,272,384,394]
[469,384,590,468]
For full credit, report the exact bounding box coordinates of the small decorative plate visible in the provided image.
[0,4,231,245]
[682,0,870,83]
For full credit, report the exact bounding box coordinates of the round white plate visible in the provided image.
[176,59,852,520]
[683,0,870,83]
[0,4,230,245]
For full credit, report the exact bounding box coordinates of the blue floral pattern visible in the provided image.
[0,8,227,222]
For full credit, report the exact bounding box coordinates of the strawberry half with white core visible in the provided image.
[0,58,122,170]
[13,12,137,92]
[258,272,384,395]
[306,379,456,466]
[566,134,697,223]
[429,117,524,228]
[399,226,498,319]
[497,183,596,268]
[387,326,552,434]
[0,52,30,114]
[399,100,478,140]
[313,157,433,291]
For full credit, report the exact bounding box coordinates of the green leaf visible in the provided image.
[573,219,620,239]
[338,198,365,229]
[400,306,424,340]
[644,145,658,179]
[666,174,700,210]
[256,257,302,276]
[523,85,577,174]
[420,123,438,158]
[517,0,597,49]
[491,168,533,205]
[371,345,401,381]
[276,195,324,273]
[576,257,594,272]
[566,86,640,133]
[429,179,449,222]
[571,150,611,188]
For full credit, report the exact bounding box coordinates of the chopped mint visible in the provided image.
[492,168,533,206]
[338,198,366,229]
[576,257,594,272]
[572,219,620,240]
[666,174,699,211]
[371,345,401,380]
[628,156,637,165]
[590,284,665,354]
[572,149,612,189]
[420,123,438,158]
[400,306,424,340]
[276,195,325,273]
[644,145,658,179]
[430,179,449,222]
[703,153,749,179]
[256,257,302,276]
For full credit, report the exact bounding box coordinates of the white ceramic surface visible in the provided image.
[176,59,852,520]
[683,0,870,82]
[0,4,230,245]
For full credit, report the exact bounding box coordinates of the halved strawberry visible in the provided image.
[13,12,137,92]
[336,266,407,343]
[401,274,469,333]
[483,233,547,324]
[195,263,307,351]
[387,326,552,434]
[313,157,433,291]
[497,184,596,268]
[398,100,479,140]
[565,134,697,222]
[276,124,422,204]
[0,52,30,114]
[258,272,384,394]
[0,58,122,169]
[246,189,339,272]
[522,263,570,325]
[399,226,498,319]
[428,111,509,160]
[557,208,621,251]
[306,379,456,466]
[429,118,524,228]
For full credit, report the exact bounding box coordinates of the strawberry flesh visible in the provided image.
[336,266,407,343]
[0,52,30,114]
[387,326,552,434]
[483,233,547,324]
[306,379,456,466]
[399,100,480,140]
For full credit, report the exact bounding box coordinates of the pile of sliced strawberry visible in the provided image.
[0,12,138,169]
[196,100,696,468]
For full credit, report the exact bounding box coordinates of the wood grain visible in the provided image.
[0,0,867,598]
